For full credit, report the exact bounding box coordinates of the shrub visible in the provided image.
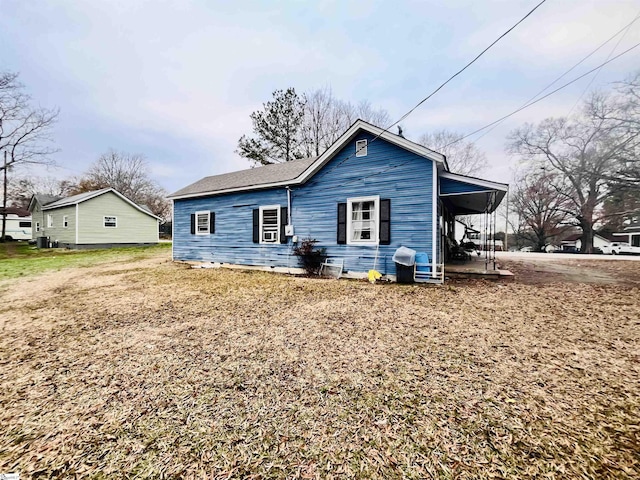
[293,238,326,275]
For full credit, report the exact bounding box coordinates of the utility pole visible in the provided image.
[1,150,7,242]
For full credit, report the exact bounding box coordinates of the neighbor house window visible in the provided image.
[195,211,210,235]
[47,214,53,228]
[104,216,117,228]
[355,139,368,157]
[63,216,68,228]
[35,222,40,232]
[347,196,379,244]
[260,205,280,243]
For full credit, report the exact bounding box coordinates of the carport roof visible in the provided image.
[439,172,508,215]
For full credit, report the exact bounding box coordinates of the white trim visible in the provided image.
[171,199,174,261]
[75,204,79,244]
[103,215,117,228]
[259,205,281,244]
[195,211,210,235]
[432,161,437,278]
[47,213,53,228]
[346,195,380,245]
[355,139,368,157]
[63,215,68,228]
[440,189,498,197]
[440,171,508,192]
[168,120,447,200]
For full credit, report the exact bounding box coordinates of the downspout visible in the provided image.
[286,187,292,225]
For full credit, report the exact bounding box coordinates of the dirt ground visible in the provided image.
[0,250,638,478]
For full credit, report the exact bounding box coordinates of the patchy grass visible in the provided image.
[0,251,639,479]
[0,242,171,280]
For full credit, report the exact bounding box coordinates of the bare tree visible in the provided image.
[418,130,487,176]
[7,175,73,209]
[510,167,573,251]
[0,71,59,240]
[508,75,640,253]
[71,150,170,220]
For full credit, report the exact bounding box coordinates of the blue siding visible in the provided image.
[173,132,437,276]
[440,177,490,195]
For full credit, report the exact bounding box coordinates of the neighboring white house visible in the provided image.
[560,232,614,252]
[29,188,160,249]
[0,207,32,241]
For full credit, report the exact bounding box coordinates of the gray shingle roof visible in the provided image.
[43,188,112,209]
[34,194,62,207]
[169,157,317,198]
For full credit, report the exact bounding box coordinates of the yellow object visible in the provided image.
[368,269,382,284]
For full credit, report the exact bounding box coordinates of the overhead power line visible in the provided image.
[296,0,547,194]
[443,41,640,148]
[469,12,640,144]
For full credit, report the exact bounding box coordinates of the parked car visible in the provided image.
[601,242,640,255]
[520,246,533,252]
[544,244,560,253]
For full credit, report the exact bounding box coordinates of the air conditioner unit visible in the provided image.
[263,231,277,242]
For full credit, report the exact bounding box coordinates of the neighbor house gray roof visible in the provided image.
[35,194,62,207]
[43,188,112,209]
[169,157,317,198]
[41,188,161,220]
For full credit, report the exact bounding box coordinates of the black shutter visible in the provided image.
[209,212,215,234]
[379,199,391,245]
[337,203,347,244]
[190,214,196,235]
[252,209,259,243]
[280,207,288,244]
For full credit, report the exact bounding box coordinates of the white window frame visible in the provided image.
[63,215,68,228]
[47,214,53,228]
[195,211,210,235]
[346,195,379,245]
[103,216,117,228]
[259,205,280,244]
[35,222,40,233]
[355,139,368,157]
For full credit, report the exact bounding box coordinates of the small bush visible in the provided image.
[293,238,326,275]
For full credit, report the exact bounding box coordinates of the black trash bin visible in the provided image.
[395,263,415,284]
[392,246,417,284]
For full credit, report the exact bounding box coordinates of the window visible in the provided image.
[347,196,379,244]
[19,221,31,228]
[35,222,40,233]
[633,234,640,248]
[47,214,53,228]
[104,216,117,228]
[355,139,368,157]
[260,205,280,243]
[63,216,68,228]
[195,211,210,235]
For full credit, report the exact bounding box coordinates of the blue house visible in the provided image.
[168,120,507,282]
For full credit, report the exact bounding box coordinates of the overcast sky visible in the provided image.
[2,0,640,194]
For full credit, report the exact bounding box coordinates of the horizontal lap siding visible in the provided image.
[174,133,436,276]
[292,132,433,276]
[78,192,158,244]
[40,205,76,244]
[173,189,291,266]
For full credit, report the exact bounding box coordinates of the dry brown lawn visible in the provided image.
[0,250,639,479]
